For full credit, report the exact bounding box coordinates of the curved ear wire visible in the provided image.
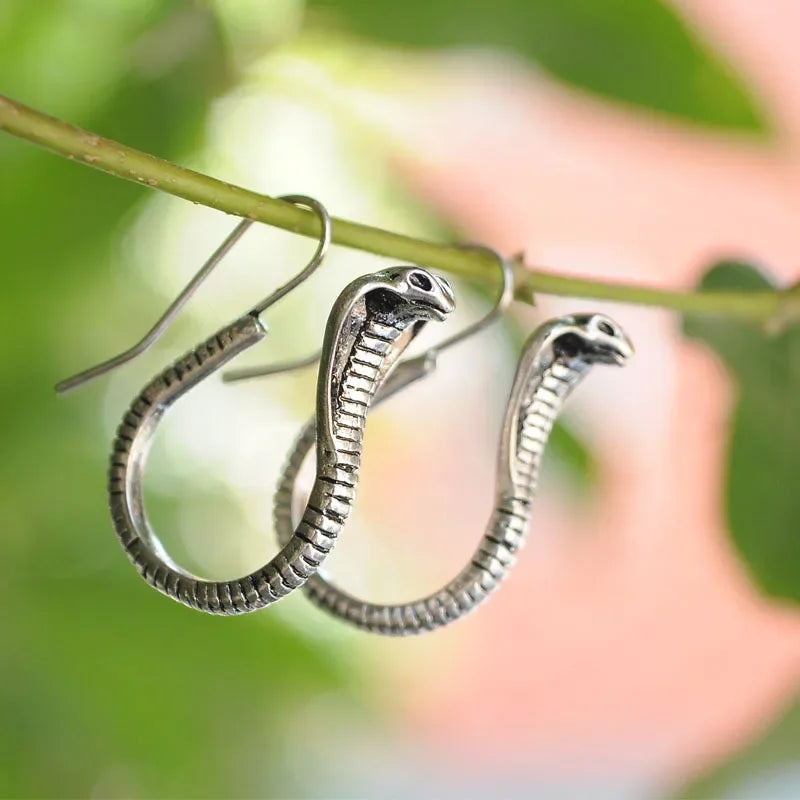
[221,350,321,383]
[222,243,513,384]
[424,244,513,359]
[366,245,513,398]
[247,194,330,316]
[55,195,331,394]
[108,263,453,614]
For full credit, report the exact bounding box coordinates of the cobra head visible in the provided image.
[547,313,634,366]
[368,267,455,323]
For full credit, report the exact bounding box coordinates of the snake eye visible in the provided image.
[408,271,433,291]
[597,320,615,336]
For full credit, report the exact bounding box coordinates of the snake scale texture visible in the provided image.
[273,313,633,634]
[108,267,455,614]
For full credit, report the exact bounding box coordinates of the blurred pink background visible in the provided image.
[7,1,800,796]
[342,0,800,791]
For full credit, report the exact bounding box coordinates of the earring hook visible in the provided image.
[421,244,513,360]
[221,349,321,383]
[222,243,513,384]
[55,194,331,394]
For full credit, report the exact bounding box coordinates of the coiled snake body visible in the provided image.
[108,267,455,614]
[273,313,633,634]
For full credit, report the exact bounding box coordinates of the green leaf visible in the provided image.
[678,688,800,798]
[0,3,356,796]
[684,261,800,604]
[547,418,597,497]
[307,0,764,130]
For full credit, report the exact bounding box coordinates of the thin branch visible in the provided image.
[0,93,790,323]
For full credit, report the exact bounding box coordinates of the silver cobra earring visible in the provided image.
[223,244,513,382]
[57,195,456,614]
[272,301,633,634]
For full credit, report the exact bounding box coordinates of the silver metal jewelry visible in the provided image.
[273,308,633,634]
[57,195,456,615]
[223,243,514,383]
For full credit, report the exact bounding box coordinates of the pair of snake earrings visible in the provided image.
[59,195,633,636]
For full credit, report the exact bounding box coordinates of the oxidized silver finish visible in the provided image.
[222,244,513,383]
[273,313,633,634]
[57,193,458,614]
[108,265,454,613]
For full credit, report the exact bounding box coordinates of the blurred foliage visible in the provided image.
[547,420,597,496]
[683,262,799,800]
[678,689,800,798]
[0,2,356,797]
[1,1,796,797]
[307,0,764,130]
[684,262,800,606]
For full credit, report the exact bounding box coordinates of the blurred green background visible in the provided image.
[1,1,798,798]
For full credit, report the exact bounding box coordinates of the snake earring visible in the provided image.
[223,245,513,383]
[56,195,456,615]
[271,280,634,632]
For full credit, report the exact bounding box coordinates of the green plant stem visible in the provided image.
[0,93,789,322]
